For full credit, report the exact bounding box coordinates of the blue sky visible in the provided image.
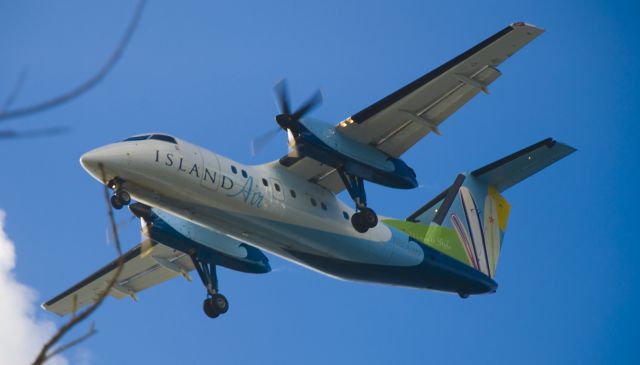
[1,0,638,364]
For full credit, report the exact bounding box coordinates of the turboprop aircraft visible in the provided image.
[44,22,575,319]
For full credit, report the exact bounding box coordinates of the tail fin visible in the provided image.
[390,138,575,278]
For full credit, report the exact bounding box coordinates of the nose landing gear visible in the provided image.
[110,190,131,210]
[107,178,131,210]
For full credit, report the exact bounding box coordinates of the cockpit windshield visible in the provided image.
[123,134,150,142]
[123,134,177,144]
[149,134,177,144]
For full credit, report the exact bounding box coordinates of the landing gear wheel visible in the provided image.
[351,213,369,233]
[361,208,378,228]
[110,195,124,210]
[203,294,229,318]
[203,298,220,318]
[115,190,131,205]
[211,293,229,314]
[458,292,469,299]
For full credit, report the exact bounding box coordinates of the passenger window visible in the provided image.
[231,166,237,174]
[310,198,317,207]
[241,170,248,178]
[290,190,296,198]
[274,183,281,192]
[342,211,349,220]
[321,202,327,211]
[262,178,268,186]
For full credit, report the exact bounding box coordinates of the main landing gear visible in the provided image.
[108,178,131,210]
[190,253,229,318]
[337,169,378,233]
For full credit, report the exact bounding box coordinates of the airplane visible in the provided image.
[43,22,575,319]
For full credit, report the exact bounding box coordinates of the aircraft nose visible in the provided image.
[80,144,128,182]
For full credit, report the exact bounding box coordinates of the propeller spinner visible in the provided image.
[251,79,322,156]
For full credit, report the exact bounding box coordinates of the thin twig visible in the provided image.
[0,126,70,139]
[32,164,124,365]
[45,323,98,361]
[0,0,146,122]
[1,68,28,113]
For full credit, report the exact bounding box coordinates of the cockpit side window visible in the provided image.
[149,134,177,144]
[123,135,151,142]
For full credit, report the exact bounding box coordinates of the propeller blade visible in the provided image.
[273,79,291,115]
[140,238,154,258]
[105,216,136,244]
[292,89,322,120]
[251,127,281,156]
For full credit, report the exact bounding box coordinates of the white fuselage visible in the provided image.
[81,137,425,280]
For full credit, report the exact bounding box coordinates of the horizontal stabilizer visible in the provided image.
[471,138,576,192]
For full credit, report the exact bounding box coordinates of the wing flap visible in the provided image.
[43,242,194,316]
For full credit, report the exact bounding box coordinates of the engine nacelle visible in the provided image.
[130,203,270,274]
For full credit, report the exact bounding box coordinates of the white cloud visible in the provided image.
[0,210,69,365]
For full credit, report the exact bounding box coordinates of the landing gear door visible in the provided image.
[200,149,221,191]
[269,177,285,201]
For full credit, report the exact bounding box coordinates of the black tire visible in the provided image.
[361,208,378,228]
[110,195,123,210]
[458,292,469,299]
[351,213,369,233]
[116,190,131,205]
[211,293,229,314]
[203,298,220,318]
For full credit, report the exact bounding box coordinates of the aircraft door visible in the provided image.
[199,148,221,191]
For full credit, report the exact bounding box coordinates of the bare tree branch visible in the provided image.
[32,164,124,365]
[0,126,70,139]
[0,0,146,122]
[1,68,28,113]
[45,323,98,361]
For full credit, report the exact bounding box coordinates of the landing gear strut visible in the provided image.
[108,178,131,210]
[190,253,229,318]
[337,169,378,233]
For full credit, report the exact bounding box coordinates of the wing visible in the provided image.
[278,23,544,193]
[277,155,345,193]
[336,22,543,157]
[42,241,194,316]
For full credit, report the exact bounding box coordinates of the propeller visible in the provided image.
[251,79,322,156]
[105,215,136,245]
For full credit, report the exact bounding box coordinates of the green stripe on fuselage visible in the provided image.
[383,219,471,267]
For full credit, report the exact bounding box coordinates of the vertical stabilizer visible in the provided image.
[389,138,574,279]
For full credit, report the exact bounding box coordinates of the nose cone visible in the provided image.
[80,144,128,182]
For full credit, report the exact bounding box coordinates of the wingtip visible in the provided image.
[40,302,64,317]
[548,137,578,154]
[511,21,545,33]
